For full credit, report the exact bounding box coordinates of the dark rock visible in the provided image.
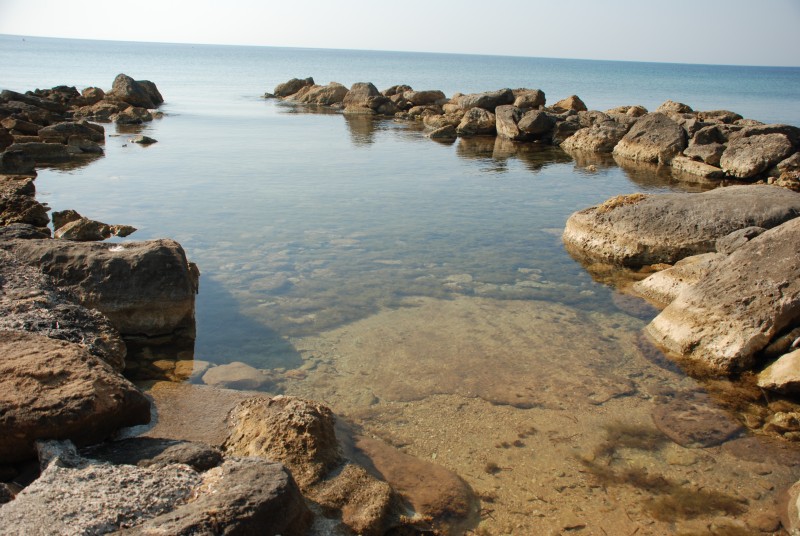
[382,84,412,97]
[427,124,458,140]
[78,87,105,106]
[67,135,103,154]
[684,141,726,166]
[113,106,153,124]
[0,128,12,151]
[612,112,687,164]
[0,176,49,228]
[562,184,800,267]
[1,117,43,136]
[456,107,496,136]
[130,135,157,145]
[274,77,315,97]
[551,118,582,145]
[84,437,223,472]
[5,238,198,337]
[53,217,136,241]
[517,109,556,140]
[51,209,81,231]
[38,121,104,144]
[6,142,73,164]
[108,74,157,109]
[457,88,514,111]
[0,332,150,462]
[0,89,67,114]
[136,80,163,106]
[0,223,50,239]
[423,112,464,130]
[645,216,800,373]
[652,392,744,448]
[71,99,128,121]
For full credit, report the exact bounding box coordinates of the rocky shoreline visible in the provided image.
[1,73,799,534]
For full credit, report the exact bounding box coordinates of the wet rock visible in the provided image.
[517,109,556,140]
[0,175,49,228]
[201,361,274,390]
[6,142,72,164]
[645,216,800,373]
[83,437,223,472]
[67,135,103,154]
[720,132,794,179]
[456,107,496,136]
[632,252,724,307]
[224,395,342,488]
[423,112,464,130]
[552,94,587,113]
[107,73,158,109]
[758,349,800,395]
[652,392,744,448]
[513,88,546,109]
[560,121,630,153]
[427,124,458,140]
[274,76,315,97]
[551,118,582,145]
[5,238,198,337]
[54,216,136,241]
[129,135,157,145]
[403,89,447,107]
[0,332,150,462]
[0,249,126,369]
[612,112,687,164]
[562,184,800,267]
[456,88,514,111]
[38,121,104,144]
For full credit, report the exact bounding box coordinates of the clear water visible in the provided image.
[3,35,800,534]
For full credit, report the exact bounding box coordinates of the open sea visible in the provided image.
[3,34,800,534]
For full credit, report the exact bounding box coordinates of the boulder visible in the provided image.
[715,226,767,254]
[71,99,128,121]
[552,95,587,113]
[423,112,464,130]
[562,185,800,267]
[606,105,648,117]
[684,142,726,167]
[224,395,342,488]
[494,105,524,140]
[78,87,105,106]
[201,361,274,390]
[53,217,137,241]
[0,175,49,228]
[0,249,126,370]
[0,223,50,239]
[457,88,514,111]
[1,117,43,136]
[107,74,157,109]
[644,216,800,373]
[612,112,687,164]
[551,118,582,145]
[758,349,800,395]
[774,152,800,176]
[0,332,150,462]
[631,252,724,307]
[456,107,496,136]
[1,89,67,113]
[295,82,349,106]
[670,155,725,179]
[67,135,103,155]
[83,437,223,472]
[343,82,381,114]
[5,238,198,337]
[517,109,556,140]
[274,77,314,97]
[720,133,794,179]
[112,106,153,124]
[6,142,73,164]
[656,100,693,114]
[513,88,546,109]
[560,121,630,153]
[427,124,457,140]
[38,121,104,144]
[403,89,447,106]
[698,110,743,124]
[130,135,157,145]
[382,84,412,97]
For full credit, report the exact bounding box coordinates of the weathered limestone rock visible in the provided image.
[423,112,464,130]
[201,361,274,390]
[0,249,126,370]
[670,155,725,179]
[343,82,381,114]
[78,87,105,106]
[112,106,153,124]
[612,112,687,164]
[781,479,800,536]
[5,238,198,337]
[563,185,800,267]
[71,99,128,121]
[715,226,767,254]
[759,349,800,395]
[0,332,150,462]
[293,82,349,106]
[457,88,514,111]
[456,107,496,136]
[698,109,743,124]
[560,121,630,153]
[517,109,556,140]
[382,84,412,97]
[274,77,315,97]
[53,216,136,241]
[631,252,724,307]
[403,89,447,107]
[494,105,525,140]
[0,175,49,228]
[513,88,546,109]
[107,74,159,109]
[38,121,104,144]
[427,124,457,140]
[656,100,693,114]
[606,105,648,117]
[684,142,726,167]
[720,133,794,179]
[552,94,587,113]
[645,217,800,373]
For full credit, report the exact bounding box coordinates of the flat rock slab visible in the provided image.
[563,184,800,267]
[632,252,724,308]
[0,331,150,462]
[652,392,744,448]
[645,216,800,373]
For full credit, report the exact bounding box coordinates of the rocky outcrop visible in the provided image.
[107,74,162,110]
[562,185,800,267]
[273,77,314,97]
[456,88,514,111]
[292,82,349,106]
[560,121,631,153]
[0,332,150,462]
[612,112,687,164]
[343,82,397,115]
[5,238,199,338]
[644,216,800,374]
[0,175,49,229]
[456,107,496,136]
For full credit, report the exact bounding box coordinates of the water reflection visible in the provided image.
[343,114,377,146]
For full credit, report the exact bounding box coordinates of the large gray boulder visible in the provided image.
[107,74,159,109]
[562,185,800,267]
[644,216,800,374]
[612,112,687,164]
[0,332,150,462]
[4,238,198,337]
[720,133,794,179]
[517,109,555,140]
[457,88,514,111]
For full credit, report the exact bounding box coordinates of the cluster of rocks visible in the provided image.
[562,185,800,431]
[268,77,800,189]
[0,74,162,174]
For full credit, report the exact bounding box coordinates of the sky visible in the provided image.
[1,0,798,66]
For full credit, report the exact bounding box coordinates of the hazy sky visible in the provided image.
[1,0,798,66]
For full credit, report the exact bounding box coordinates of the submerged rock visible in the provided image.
[562,185,800,267]
[645,216,800,374]
[652,392,744,448]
